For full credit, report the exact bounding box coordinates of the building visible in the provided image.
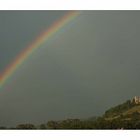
[132,96,140,104]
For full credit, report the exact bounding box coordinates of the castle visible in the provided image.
[131,96,140,104]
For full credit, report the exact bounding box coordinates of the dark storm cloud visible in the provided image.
[0,11,140,126]
[0,11,66,71]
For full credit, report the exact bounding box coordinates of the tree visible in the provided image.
[39,124,47,129]
[47,121,59,129]
[16,124,36,129]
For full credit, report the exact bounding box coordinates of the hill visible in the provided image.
[96,96,140,129]
[45,96,140,129]
[1,96,140,129]
[103,99,139,119]
[44,98,140,129]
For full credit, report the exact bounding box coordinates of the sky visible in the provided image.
[0,11,140,126]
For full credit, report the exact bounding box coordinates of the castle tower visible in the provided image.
[133,96,140,104]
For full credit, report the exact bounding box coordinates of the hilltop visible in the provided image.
[96,96,140,129]
[103,96,140,120]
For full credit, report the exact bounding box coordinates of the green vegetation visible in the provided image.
[1,98,140,129]
[16,124,36,129]
[104,100,136,118]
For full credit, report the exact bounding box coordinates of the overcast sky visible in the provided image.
[0,11,140,126]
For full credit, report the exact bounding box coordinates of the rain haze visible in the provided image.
[0,11,140,126]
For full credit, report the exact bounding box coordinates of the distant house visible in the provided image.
[131,96,140,104]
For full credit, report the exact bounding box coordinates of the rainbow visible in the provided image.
[0,11,80,88]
